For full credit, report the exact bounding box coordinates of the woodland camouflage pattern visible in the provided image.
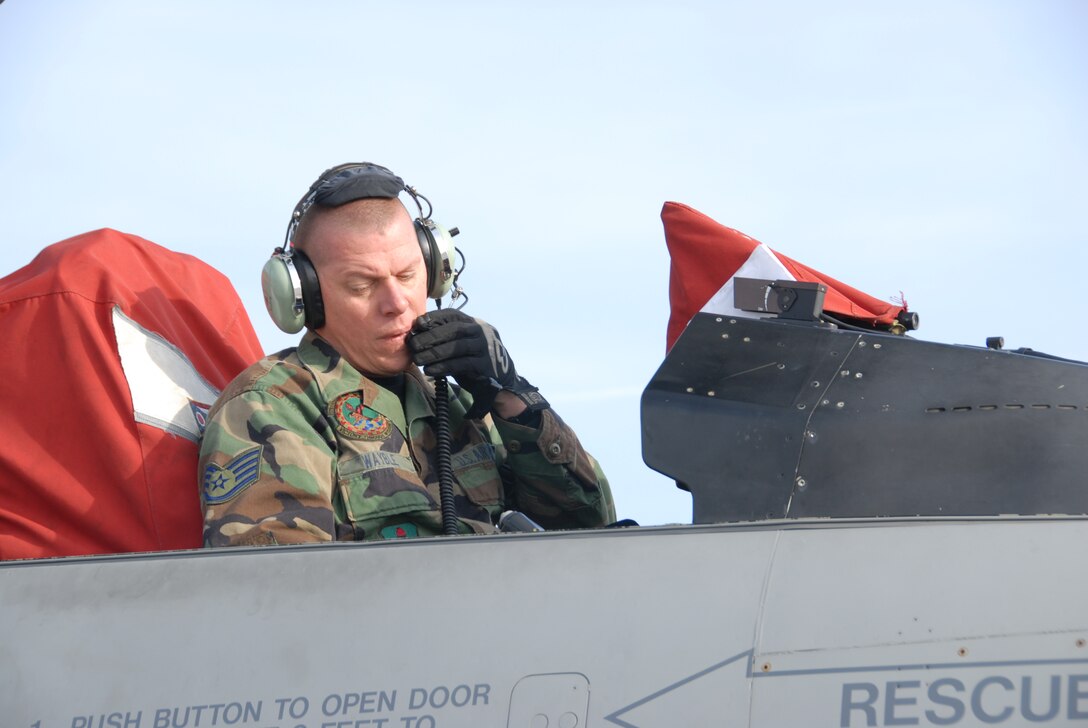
[198,332,615,546]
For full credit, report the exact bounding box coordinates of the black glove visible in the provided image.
[408,309,547,419]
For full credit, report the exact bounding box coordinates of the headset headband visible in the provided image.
[284,162,433,247]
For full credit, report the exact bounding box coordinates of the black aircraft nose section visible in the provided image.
[641,313,1088,524]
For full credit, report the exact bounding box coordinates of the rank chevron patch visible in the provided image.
[203,446,262,505]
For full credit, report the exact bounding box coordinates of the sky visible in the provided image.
[1,1,1085,527]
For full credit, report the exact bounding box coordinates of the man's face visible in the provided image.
[305,206,428,376]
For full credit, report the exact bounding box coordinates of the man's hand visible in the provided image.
[408,310,546,420]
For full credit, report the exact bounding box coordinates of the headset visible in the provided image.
[261,162,459,334]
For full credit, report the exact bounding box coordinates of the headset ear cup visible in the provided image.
[291,248,325,330]
[260,248,325,333]
[261,253,306,334]
[415,219,455,300]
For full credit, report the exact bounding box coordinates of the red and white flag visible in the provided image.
[662,201,905,351]
[0,229,264,559]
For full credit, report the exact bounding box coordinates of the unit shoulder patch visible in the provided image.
[330,391,391,440]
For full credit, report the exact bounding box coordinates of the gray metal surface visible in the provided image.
[642,314,1088,522]
[3,517,1086,727]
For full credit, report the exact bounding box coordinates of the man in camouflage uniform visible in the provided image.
[199,164,615,545]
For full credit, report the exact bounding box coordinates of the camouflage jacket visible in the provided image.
[198,332,615,546]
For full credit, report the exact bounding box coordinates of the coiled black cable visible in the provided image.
[433,375,459,535]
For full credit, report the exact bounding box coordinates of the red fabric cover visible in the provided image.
[0,229,263,560]
[662,201,905,350]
